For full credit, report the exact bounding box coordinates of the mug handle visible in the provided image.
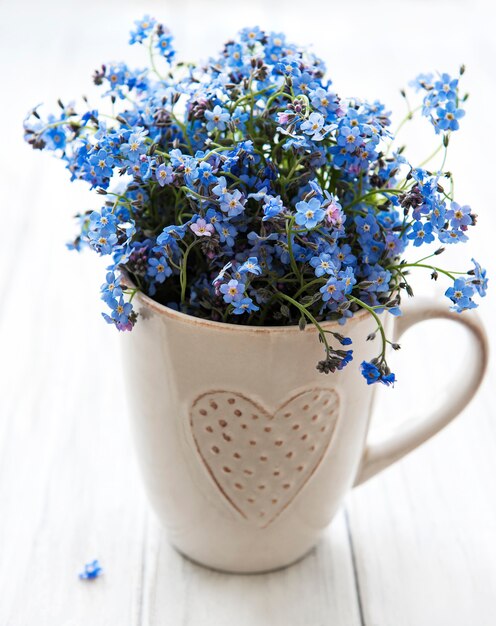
[354,298,488,487]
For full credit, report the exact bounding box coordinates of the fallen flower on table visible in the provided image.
[78,559,103,580]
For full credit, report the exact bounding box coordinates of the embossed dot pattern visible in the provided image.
[190,389,340,527]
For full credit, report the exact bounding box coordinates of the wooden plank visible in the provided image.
[139,510,362,626]
[347,384,496,626]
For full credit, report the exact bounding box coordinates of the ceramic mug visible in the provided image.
[120,293,487,573]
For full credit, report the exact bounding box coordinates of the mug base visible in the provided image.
[171,541,317,575]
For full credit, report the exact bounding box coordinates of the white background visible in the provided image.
[0,0,495,624]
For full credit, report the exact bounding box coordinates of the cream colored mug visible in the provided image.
[121,293,487,573]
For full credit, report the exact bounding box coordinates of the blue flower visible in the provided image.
[339,267,356,294]
[129,15,156,44]
[337,125,361,153]
[239,257,262,275]
[197,162,215,188]
[109,297,134,327]
[215,220,237,247]
[205,105,230,132]
[421,91,440,121]
[309,87,341,116]
[275,56,301,77]
[157,224,186,246]
[333,244,356,269]
[409,72,434,92]
[262,195,284,220]
[147,256,172,282]
[361,361,381,384]
[436,101,465,132]
[407,221,435,246]
[338,350,354,368]
[439,227,469,244]
[212,176,229,197]
[79,559,103,580]
[232,297,260,314]
[169,148,186,167]
[120,128,148,161]
[220,190,244,216]
[355,213,379,239]
[46,127,66,150]
[89,148,114,177]
[89,207,117,231]
[101,271,123,304]
[88,226,118,255]
[434,73,458,100]
[182,157,199,186]
[220,279,243,303]
[293,72,316,95]
[320,275,346,303]
[300,113,326,141]
[295,198,325,229]
[445,277,477,312]
[226,43,244,67]
[156,163,173,186]
[156,30,175,61]
[310,253,335,277]
[445,202,472,228]
[360,361,396,386]
[470,258,488,297]
[366,267,391,292]
[240,26,264,43]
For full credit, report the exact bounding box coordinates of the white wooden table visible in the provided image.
[1,1,495,624]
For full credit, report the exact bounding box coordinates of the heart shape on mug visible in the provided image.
[190,388,340,528]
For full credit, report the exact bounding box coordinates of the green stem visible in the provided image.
[392,104,422,138]
[439,138,449,172]
[230,85,274,111]
[180,186,210,202]
[286,218,303,287]
[278,293,330,352]
[171,113,193,152]
[180,240,200,303]
[417,142,443,169]
[148,32,165,81]
[292,277,326,300]
[348,295,387,360]
[264,89,292,110]
[344,188,404,211]
[390,262,460,281]
[199,145,233,161]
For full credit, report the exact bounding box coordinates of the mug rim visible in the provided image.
[122,272,370,334]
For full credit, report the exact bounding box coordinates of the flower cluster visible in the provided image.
[411,71,467,133]
[24,19,487,386]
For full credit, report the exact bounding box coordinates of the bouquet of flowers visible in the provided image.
[24,17,487,385]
